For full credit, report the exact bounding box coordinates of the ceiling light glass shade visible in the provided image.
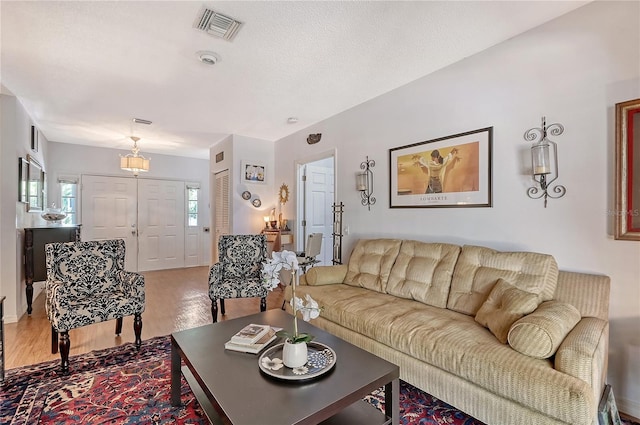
[120,136,150,175]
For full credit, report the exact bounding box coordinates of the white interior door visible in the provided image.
[137,179,185,271]
[81,175,138,270]
[214,170,230,262]
[303,163,334,265]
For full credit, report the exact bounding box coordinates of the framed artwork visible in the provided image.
[18,157,29,203]
[389,127,493,208]
[26,155,45,212]
[241,160,266,184]
[30,125,39,152]
[598,385,622,425]
[615,98,640,240]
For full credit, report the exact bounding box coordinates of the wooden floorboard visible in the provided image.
[4,266,284,370]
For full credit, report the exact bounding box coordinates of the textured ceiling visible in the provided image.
[1,1,589,159]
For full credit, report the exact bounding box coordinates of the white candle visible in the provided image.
[534,165,550,175]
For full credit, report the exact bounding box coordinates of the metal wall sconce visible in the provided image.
[356,156,376,210]
[523,116,566,207]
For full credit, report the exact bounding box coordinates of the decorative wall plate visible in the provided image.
[252,198,262,208]
[242,191,252,200]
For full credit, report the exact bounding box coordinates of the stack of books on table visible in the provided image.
[224,324,280,354]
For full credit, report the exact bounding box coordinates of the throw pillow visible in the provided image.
[475,279,540,344]
[508,301,581,359]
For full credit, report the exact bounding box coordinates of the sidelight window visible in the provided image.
[187,184,199,227]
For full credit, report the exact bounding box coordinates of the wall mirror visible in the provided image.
[18,157,29,203]
[27,155,45,212]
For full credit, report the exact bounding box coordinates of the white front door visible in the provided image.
[303,163,334,265]
[81,175,138,270]
[137,179,185,271]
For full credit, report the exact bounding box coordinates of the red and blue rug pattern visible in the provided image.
[2,337,205,425]
[1,336,637,425]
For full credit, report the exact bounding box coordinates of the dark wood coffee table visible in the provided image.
[171,309,399,424]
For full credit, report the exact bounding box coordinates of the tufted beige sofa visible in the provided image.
[285,239,610,425]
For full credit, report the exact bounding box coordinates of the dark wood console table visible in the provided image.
[24,225,81,314]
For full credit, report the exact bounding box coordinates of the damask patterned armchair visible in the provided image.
[208,234,268,322]
[45,239,145,372]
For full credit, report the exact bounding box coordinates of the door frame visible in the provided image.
[294,149,337,253]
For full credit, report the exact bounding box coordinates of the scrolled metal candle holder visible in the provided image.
[358,156,376,210]
[523,117,566,208]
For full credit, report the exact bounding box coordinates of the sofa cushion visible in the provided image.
[474,279,540,343]
[386,241,460,308]
[508,301,581,359]
[343,239,402,293]
[447,245,558,316]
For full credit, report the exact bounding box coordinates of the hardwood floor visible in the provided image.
[4,266,284,370]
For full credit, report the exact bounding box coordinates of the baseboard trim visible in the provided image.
[618,395,640,422]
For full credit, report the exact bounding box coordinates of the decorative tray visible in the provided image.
[258,342,336,382]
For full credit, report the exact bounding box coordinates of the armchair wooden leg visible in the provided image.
[133,313,142,350]
[115,317,123,335]
[220,299,226,316]
[60,331,70,373]
[51,326,59,354]
[260,297,267,312]
[211,299,218,323]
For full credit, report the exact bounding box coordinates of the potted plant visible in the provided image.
[262,250,321,368]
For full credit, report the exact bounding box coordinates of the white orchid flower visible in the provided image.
[290,295,304,311]
[261,250,321,342]
[303,294,320,320]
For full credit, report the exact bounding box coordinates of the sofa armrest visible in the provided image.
[300,265,348,286]
[555,317,608,405]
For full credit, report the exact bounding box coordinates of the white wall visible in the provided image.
[274,1,640,417]
[0,94,50,322]
[210,134,275,238]
[48,141,212,267]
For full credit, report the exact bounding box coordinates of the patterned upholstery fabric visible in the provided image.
[209,235,268,300]
[45,239,145,332]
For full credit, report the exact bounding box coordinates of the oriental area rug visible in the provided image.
[1,336,637,425]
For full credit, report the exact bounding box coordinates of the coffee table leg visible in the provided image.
[385,378,399,425]
[171,340,182,406]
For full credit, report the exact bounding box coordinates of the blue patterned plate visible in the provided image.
[258,341,336,381]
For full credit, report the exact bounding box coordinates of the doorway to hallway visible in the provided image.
[296,153,335,266]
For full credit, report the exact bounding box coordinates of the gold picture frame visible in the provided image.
[615,98,640,240]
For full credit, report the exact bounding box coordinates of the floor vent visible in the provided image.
[194,7,242,41]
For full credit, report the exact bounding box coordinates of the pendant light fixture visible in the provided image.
[120,136,150,176]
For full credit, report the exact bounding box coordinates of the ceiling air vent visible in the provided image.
[194,7,242,41]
